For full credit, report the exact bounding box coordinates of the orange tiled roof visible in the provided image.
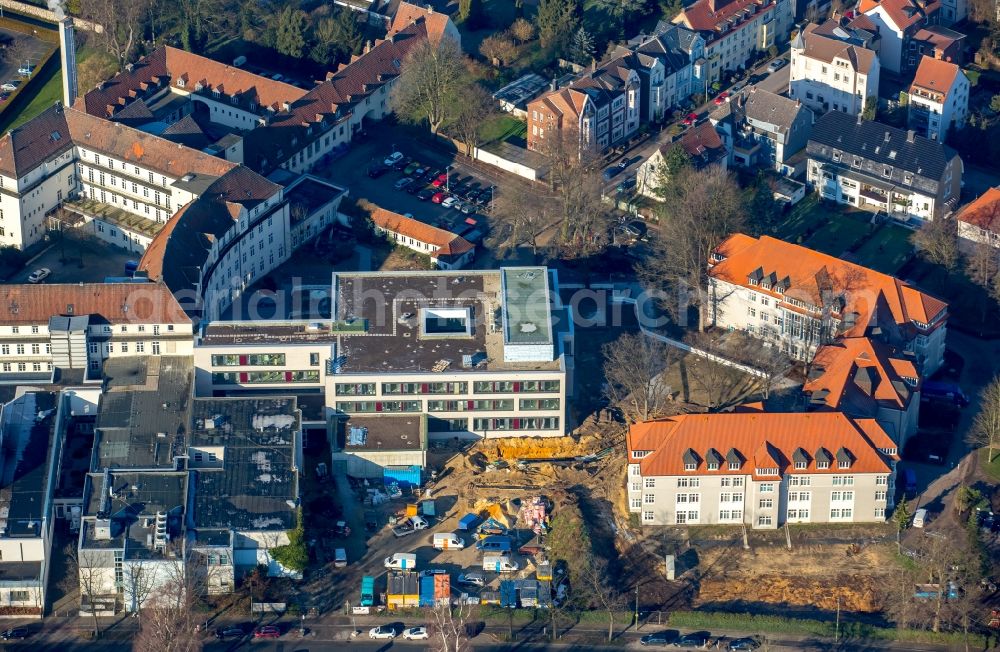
[677,0,776,35]
[910,56,961,97]
[389,2,455,46]
[956,187,1000,234]
[799,23,877,74]
[709,234,948,333]
[627,412,895,478]
[860,0,939,30]
[0,282,190,325]
[804,337,919,413]
[677,120,725,158]
[365,202,474,257]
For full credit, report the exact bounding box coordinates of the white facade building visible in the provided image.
[789,24,880,117]
[907,56,969,143]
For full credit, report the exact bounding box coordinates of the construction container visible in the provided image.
[480,591,501,605]
[384,465,421,489]
[520,580,539,607]
[536,561,553,581]
[405,503,419,517]
[420,575,436,607]
[360,576,375,607]
[458,513,479,530]
[538,580,553,608]
[421,499,436,518]
[386,572,419,609]
[500,580,519,608]
[434,574,450,605]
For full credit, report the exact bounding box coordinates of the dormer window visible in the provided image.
[852,157,861,168]
[231,95,238,105]
[794,461,806,469]
[707,462,719,470]
[816,461,830,469]
[632,450,649,459]
[176,78,185,88]
[213,89,220,98]
[684,462,697,471]
[729,462,741,471]
[756,467,778,476]
[832,151,841,162]
[882,167,892,178]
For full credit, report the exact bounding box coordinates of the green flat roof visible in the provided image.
[501,267,552,346]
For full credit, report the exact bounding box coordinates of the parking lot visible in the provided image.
[0,26,54,105]
[7,233,136,284]
[314,132,499,242]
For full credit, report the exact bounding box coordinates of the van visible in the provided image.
[483,555,519,573]
[384,552,418,570]
[913,508,928,528]
[904,469,917,495]
[476,536,513,554]
[432,533,465,550]
[334,548,347,568]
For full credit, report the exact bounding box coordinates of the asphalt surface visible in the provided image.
[0,26,51,99]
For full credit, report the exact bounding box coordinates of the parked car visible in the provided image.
[425,168,442,181]
[616,159,630,171]
[640,630,679,646]
[713,91,730,105]
[1,80,20,91]
[405,182,422,194]
[369,625,398,640]
[17,65,32,77]
[460,202,475,215]
[394,177,414,191]
[442,196,459,209]
[253,626,281,639]
[675,631,711,647]
[417,188,435,201]
[617,177,637,194]
[682,112,698,126]
[403,626,429,640]
[458,572,486,587]
[215,626,246,640]
[27,268,51,283]
[728,636,762,651]
[367,164,389,178]
[404,161,421,175]
[384,151,404,167]
[392,156,411,171]
[0,93,9,102]
[413,166,427,178]
[749,72,767,84]
[767,58,787,72]
[913,508,929,528]
[431,192,447,204]
[0,628,28,640]
[432,173,448,188]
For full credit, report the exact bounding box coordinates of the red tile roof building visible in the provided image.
[955,187,1000,251]
[626,412,898,527]
[362,201,475,269]
[707,234,948,374]
[859,0,941,73]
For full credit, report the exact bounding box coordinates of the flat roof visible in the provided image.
[81,470,187,556]
[200,321,338,345]
[285,175,347,225]
[338,414,427,452]
[0,391,57,537]
[190,397,300,532]
[332,269,563,374]
[95,357,193,470]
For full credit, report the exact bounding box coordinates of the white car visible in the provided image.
[442,196,459,209]
[403,626,429,640]
[384,151,404,167]
[17,65,32,77]
[369,625,397,640]
[27,268,51,283]
[1,80,20,92]
[767,58,787,73]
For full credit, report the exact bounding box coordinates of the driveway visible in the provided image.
[5,234,135,284]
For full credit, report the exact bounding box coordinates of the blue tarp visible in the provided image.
[420,576,435,607]
[384,465,421,489]
[458,513,479,530]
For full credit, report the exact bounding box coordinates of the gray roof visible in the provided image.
[652,21,702,54]
[807,110,959,189]
[0,392,57,537]
[723,87,812,134]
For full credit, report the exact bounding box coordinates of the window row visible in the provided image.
[1,362,51,372]
[213,370,320,384]
[383,382,468,395]
[335,401,422,413]
[428,399,514,412]
[0,343,49,355]
[473,380,560,394]
[212,353,286,366]
[471,417,560,431]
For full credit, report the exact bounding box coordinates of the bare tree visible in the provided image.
[393,38,469,136]
[132,565,202,652]
[80,0,151,69]
[602,332,681,422]
[510,18,536,44]
[640,166,746,331]
[536,132,610,256]
[577,554,625,641]
[75,547,115,637]
[965,242,1000,323]
[123,561,159,615]
[969,373,1000,463]
[741,337,792,399]
[685,333,759,410]
[3,36,32,70]
[449,84,495,156]
[487,186,550,256]
[479,33,517,67]
[429,602,472,652]
[912,217,958,271]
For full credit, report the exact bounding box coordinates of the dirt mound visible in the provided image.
[487,435,604,460]
[696,573,883,612]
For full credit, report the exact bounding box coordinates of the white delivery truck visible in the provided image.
[384,552,418,570]
[483,555,519,573]
[432,533,466,550]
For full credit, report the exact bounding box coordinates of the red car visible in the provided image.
[431,191,447,204]
[254,626,281,639]
[431,173,448,188]
[682,113,698,126]
[713,91,730,105]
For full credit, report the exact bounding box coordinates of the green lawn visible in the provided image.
[480,115,527,144]
[805,213,873,257]
[776,194,820,242]
[852,222,914,275]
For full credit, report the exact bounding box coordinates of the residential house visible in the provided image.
[859,0,941,74]
[806,110,963,221]
[387,1,462,47]
[673,0,794,83]
[637,121,727,198]
[707,233,949,374]
[955,186,1000,251]
[367,204,475,269]
[789,23,880,117]
[0,282,192,383]
[613,25,703,123]
[908,56,969,142]
[912,25,966,65]
[626,412,898,528]
[804,337,921,445]
[527,59,641,154]
[711,87,814,175]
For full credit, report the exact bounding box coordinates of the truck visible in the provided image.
[921,380,969,407]
[520,580,540,607]
[360,576,375,607]
[432,532,466,550]
[392,515,429,537]
[483,555,519,573]
[384,553,418,570]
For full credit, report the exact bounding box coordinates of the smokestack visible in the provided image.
[56,10,78,106]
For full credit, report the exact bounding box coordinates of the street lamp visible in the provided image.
[446,165,451,192]
[489,185,495,212]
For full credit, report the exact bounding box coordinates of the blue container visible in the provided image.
[500,580,519,608]
[383,465,421,489]
[420,575,435,607]
[458,513,479,531]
